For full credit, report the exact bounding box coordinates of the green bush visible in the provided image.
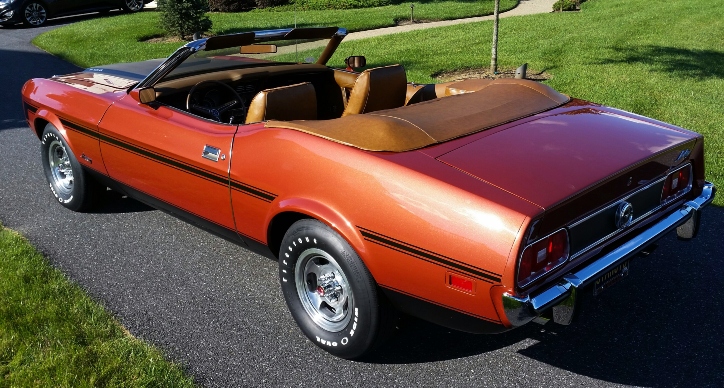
[254,0,289,8]
[208,0,255,11]
[552,0,584,11]
[158,0,213,39]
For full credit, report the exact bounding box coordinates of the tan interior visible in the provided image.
[267,79,570,152]
[154,64,331,96]
[333,69,359,109]
[246,82,317,124]
[333,69,359,89]
[405,79,503,105]
[341,65,408,116]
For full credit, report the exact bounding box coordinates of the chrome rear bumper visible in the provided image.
[503,181,716,327]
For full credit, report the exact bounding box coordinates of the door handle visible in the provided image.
[202,145,225,162]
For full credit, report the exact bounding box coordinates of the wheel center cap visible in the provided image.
[316,274,342,302]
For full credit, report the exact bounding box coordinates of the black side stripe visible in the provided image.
[228,181,276,202]
[358,227,502,283]
[24,102,38,114]
[58,118,277,202]
[380,284,500,323]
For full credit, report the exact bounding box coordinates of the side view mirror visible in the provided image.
[345,55,366,70]
[138,87,157,104]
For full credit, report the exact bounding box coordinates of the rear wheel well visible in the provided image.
[33,118,49,138]
[267,211,311,259]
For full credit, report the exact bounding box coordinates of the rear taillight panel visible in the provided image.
[661,163,692,204]
[517,229,569,289]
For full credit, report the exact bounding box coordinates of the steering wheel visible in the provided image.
[186,80,245,123]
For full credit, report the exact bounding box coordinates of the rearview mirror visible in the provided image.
[345,55,366,70]
[138,87,157,104]
[240,44,278,54]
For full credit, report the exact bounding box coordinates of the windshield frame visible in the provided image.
[134,27,347,91]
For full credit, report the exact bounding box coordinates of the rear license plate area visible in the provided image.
[593,260,630,296]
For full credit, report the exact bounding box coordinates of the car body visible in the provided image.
[21,27,716,358]
[0,0,147,27]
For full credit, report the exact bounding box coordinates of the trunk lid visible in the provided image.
[436,107,696,209]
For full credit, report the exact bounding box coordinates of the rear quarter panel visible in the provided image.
[229,125,542,323]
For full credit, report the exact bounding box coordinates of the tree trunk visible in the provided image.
[490,0,500,74]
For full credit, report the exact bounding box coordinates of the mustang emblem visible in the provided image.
[615,201,634,229]
[675,149,691,163]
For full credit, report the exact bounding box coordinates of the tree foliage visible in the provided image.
[158,0,212,39]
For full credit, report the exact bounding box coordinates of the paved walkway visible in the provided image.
[274,0,556,55]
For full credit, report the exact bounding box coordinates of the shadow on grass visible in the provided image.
[600,45,724,79]
[368,204,724,386]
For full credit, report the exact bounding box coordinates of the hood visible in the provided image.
[52,71,139,95]
[86,59,166,82]
[436,107,696,209]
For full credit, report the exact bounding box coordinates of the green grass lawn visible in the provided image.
[0,225,195,387]
[33,0,517,68]
[280,0,723,204]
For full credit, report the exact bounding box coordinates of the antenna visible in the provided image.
[294,4,298,62]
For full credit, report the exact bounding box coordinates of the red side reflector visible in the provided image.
[448,273,475,294]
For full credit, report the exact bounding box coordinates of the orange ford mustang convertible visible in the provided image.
[22,27,716,359]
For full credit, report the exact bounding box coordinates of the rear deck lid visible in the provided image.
[436,108,695,209]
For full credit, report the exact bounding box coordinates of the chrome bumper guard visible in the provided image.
[503,181,716,327]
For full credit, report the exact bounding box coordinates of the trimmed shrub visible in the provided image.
[552,0,585,11]
[288,0,392,10]
[255,0,289,8]
[208,0,255,11]
[158,0,213,39]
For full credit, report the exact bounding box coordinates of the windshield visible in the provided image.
[146,27,346,86]
[164,47,294,81]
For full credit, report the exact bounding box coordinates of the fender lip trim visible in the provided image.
[502,181,716,327]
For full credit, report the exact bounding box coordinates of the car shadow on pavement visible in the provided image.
[90,190,155,214]
[368,205,724,387]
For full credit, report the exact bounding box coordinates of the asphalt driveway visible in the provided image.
[1,22,723,387]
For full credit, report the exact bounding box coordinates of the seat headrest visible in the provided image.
[246,82,317,124]
[342,65,407,116]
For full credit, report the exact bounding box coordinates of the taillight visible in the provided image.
[517,229,569,288]
[661,164,692,203]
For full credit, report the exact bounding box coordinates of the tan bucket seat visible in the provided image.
[246,82,317,124]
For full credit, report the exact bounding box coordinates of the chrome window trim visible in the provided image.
[569,163,692,260]
[516,228,570,289]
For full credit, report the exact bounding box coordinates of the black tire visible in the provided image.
[121,0,144,12]
[40,124,103,212]
[279,219,396,359]
[22,1,48,27]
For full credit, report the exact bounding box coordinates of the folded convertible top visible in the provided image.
[267,78,570,152]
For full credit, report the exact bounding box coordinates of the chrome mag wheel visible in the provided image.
[295,248,353,332]
[124,0,144,12]
[47,139,74,195]
[24,3,47,26]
